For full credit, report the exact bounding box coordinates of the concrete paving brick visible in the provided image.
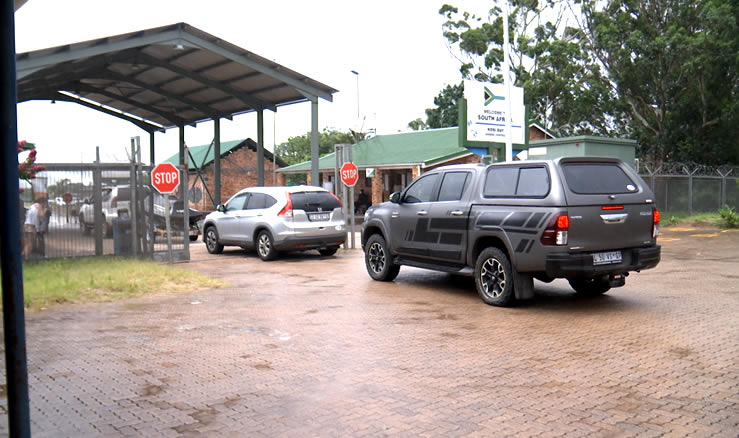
[1,229,738,437]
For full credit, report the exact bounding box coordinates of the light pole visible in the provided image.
[350,70,359,119]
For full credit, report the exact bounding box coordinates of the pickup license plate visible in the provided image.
[309,213,330,222]
[592,251,622,265]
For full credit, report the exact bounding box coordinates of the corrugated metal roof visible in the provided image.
[280,127,472,172]
[16,23,337,132]
[165,138,288,170]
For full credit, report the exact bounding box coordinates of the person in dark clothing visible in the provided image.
[355,189,371,214]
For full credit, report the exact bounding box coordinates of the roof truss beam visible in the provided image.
[51,91,164,133]
[133,52,275,111]
[182,33,333,102]
[71,83,186,126]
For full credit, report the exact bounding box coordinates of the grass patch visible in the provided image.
[19,257,225,311]
[663,211,722,227]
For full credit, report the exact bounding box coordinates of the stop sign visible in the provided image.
[151,162,180,194]
[340,162,359,187]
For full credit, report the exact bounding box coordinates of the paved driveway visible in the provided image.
[1,228,738,437]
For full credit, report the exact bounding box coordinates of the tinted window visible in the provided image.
[246,193,267,209]
[562,163,637,194]
[403,174,440,203]
[483,167,518,197]
[516,167,549,197]
[226,193,248,211]
[116,187,131,201]
[438,172,470,202]
[290,191,340,212]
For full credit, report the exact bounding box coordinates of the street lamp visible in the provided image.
[350,70,359,119]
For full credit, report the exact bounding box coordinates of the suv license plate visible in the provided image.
[309,213,330,222]
[592,251,622,265]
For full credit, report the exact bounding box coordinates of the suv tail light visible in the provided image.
[278,193,293,218]
[111,196,118,208]
[330,191,342,207]
[652,208,660,239]
[541,213,569,246]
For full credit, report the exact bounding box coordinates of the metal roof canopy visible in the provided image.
[16,22,337,132]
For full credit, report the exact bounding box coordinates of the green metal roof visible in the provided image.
[164,138,287,170]
[279,127,471,173]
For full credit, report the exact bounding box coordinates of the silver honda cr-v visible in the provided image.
[202,185,346,260]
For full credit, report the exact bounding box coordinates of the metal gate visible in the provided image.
[20,161,192,261]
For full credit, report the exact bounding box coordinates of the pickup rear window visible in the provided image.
[483,166,549,198]
[290,191,340,212]
[562,163,637,194]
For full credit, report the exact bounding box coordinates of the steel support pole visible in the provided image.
[214,119,221,207]
[257,109,265,186]
[179,126,185,166]
[93,148,103,255]
[311,100,319,187]
[0,0,32,434]
[149,131,155,165]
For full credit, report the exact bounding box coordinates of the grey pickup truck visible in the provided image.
[361,157,661,306]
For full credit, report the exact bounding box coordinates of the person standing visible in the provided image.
[23,198,41,258]
[35,198,51,257]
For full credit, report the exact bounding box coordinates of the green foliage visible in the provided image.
[718,205,739,228]
[439,2,627,137]
[440,0,739,165]
[408,82,463,130]
[581,0,739,165]
[275,129,356,165]
[19,257,225,311]
[408,118,428,131]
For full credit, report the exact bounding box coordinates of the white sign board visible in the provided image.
[464,80,525,144]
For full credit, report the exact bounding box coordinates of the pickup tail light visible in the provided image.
[541,213,569,246]
[111,196,117,208]
[278,192,294,218]
[652,208,660,239]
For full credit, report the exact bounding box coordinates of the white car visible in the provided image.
[202,186,346,260]
[79,186,131,236]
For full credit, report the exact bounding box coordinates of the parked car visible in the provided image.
[202,186,346,260]
[361,157,661,306]
[79,185,131,236]
[149,192,203,242]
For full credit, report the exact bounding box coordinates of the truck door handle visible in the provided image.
[391,212,399,218]
[450,210,465,216]
[600,213,628,224]
[416,210,428,216]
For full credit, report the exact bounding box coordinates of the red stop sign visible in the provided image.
[340,162,359,187]
[151,162,180,194]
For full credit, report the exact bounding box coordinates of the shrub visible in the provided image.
[718,205,739,228]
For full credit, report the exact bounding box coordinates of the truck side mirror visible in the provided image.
[216,204,226,212]
[390,192,401,204]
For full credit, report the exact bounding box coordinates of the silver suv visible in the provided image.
[202,186,346,260]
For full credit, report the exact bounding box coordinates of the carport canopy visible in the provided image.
[16,22,337,187]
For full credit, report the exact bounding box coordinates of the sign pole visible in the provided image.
[164,194,173,263]
[503,0,513,162]
[348,145,355,249]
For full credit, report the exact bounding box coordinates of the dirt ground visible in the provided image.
[1,226,737,437]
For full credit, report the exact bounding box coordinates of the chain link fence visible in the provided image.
[638,162,738,214]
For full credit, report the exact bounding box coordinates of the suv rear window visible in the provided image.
[562,163,637,194]
[290,191,340,212]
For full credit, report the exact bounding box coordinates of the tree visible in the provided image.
[579,0,739,165]
[408,83,463,130]
[275,129,357,185]
[439,2,627,137]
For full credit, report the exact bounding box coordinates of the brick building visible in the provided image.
[165,138,287,212]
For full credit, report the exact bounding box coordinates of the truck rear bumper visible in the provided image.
[545,245,660,278]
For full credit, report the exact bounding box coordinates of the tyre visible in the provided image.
[256,230,278,261]
[474,247,515,306]
[364,234,400,281]
[189,235,199,242]
[319,246,338,257]
[569,276,611,296]
[204,226,223,254]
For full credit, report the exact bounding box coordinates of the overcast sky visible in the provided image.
[14,0,484,164]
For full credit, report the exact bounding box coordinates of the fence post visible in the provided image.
[718,169,732,209]
[93,148,103,256]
